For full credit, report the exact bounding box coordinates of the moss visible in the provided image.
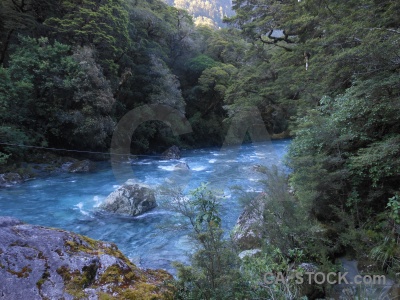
[7,265,32,278]
[36,270,50,288]
[98,292,115,300]
[99,264,139,286]
[65,234,137,270]
[38,251,46,259]
[9,241,29,247]
[120,283,159,300]
[57,264,97,299]
[60,234,174,299]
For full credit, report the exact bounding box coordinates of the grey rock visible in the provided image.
[232,195,265,250]
[161,145,180,160]
[100,183,157,216]
[0,216,23,227]
[0,216,172,300]
[174,162,190,170]
[0,173,23,187]
[63,159,95,173]
[238,249,262,260]
[298,262,318,273]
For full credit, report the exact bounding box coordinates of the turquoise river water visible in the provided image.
[0,140,290,274]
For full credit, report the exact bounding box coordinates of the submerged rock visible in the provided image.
[174,162,190,170]
[62,159,96,173]
[0,216,173,300]
[100,182,157,216]
[161,145,180,160]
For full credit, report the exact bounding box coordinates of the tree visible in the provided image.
[0,0,56,66]
[45,0,130,77]
[167,184,245,300]
[1,36,115,152]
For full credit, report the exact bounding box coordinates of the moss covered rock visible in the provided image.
[0,216,173,299]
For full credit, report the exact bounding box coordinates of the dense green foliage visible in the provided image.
[1,0,400,298]
[222,0,399,297]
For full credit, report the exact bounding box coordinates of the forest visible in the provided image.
[0,0,399,299]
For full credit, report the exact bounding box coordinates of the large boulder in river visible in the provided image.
[161,145,180,160]
[100,182,157,216]
[0,216,173,299]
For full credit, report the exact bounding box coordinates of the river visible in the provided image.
[0,140,290,274]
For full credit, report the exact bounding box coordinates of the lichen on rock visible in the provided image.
[0,216,173,299]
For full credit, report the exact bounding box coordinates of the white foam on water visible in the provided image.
[133,161,152,165]
[93,195,101,207]
[212,153,223,156]
[245,189,263,193]
[158,165,175,171]
[112,185,120,189]
[208,159,216,163]
[74,202,89,216]
[191,166,206,171]
[134,210,174,219]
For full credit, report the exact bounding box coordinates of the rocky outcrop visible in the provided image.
[161,145,180,160]
[232,196,265,250]
[0,216,173,300]
[100,182,157,216]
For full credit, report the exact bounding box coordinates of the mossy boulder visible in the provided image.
[0,216,173,299]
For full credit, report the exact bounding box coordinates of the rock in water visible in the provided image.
[62,159,95,173]
[100,183,157,216]
[0,217,173,299]
[161,145,180,159]
[174,162,190,170]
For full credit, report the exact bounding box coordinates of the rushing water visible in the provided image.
[0,140,290,274]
